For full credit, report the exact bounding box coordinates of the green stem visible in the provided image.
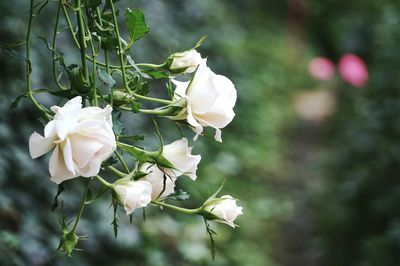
[120,106,175,115]
[61,3,81,49]
[52,0,67,90]
[106,166,126,178]
[117,141,157,156]
[95,175,112,187]
[114,150,130,173]
[108,0,130,94]
[26,0,51,120]
[75,0,88,80]
[133,94,173,105]
[71,179,91,233]
[152,200,202,215]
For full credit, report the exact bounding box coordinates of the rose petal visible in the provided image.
[29,132,56,159]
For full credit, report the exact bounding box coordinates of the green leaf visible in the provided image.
[132,170,149,180]
[125,9,149,43]
[111,191,120,238]
[118,143,153,163]
[142,69,170,79]
[204,219,217,261]
[98,68,116,88]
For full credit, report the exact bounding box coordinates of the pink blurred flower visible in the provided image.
[308,57,335,81]
[338,54,368,88]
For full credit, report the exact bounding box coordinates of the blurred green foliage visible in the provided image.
[1,0,400,266]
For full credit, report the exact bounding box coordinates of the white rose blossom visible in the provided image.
[114,180,152,215]
[140,138,201,200]
[29,96,116,184]
[170,49,205,74]
[172,62,237,142]
[204,195,243,228]
[140,163,176,200]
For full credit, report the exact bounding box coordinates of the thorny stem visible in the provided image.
[95,175,112,187]
[75,0,89,80]
[71,179,92,233]
[26,0,51,120]
[52,0,67,90]
[114,150,130,173]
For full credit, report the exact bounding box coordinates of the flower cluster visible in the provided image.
[22,0,242,257]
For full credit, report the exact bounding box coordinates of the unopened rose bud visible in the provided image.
[114,180,152,215]
[169,49,205,74]
[203,195,243,228]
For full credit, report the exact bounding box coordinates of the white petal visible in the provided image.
[29,132,56,159]
[162,138,201,180]
[61,138,75,174]
[76,160,102,177]
[49,145,78,184]
[69,133,104,168]
[172,80,190,100]
[187,64,219,114]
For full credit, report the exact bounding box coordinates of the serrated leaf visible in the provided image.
[111,192,120,238]
[125,9,149,43]
[204,219,217,260]
[98,68,116,88]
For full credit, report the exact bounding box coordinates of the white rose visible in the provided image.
[114,180,152,215]
[161,138,201,180]
[29,96,116,184]
[204,195,243,228]
[172,63,237,142]
[139,138,201,200]
[170,49,205,74]
[140,163,176,200]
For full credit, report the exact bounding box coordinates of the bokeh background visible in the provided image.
[1,0,400,265]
